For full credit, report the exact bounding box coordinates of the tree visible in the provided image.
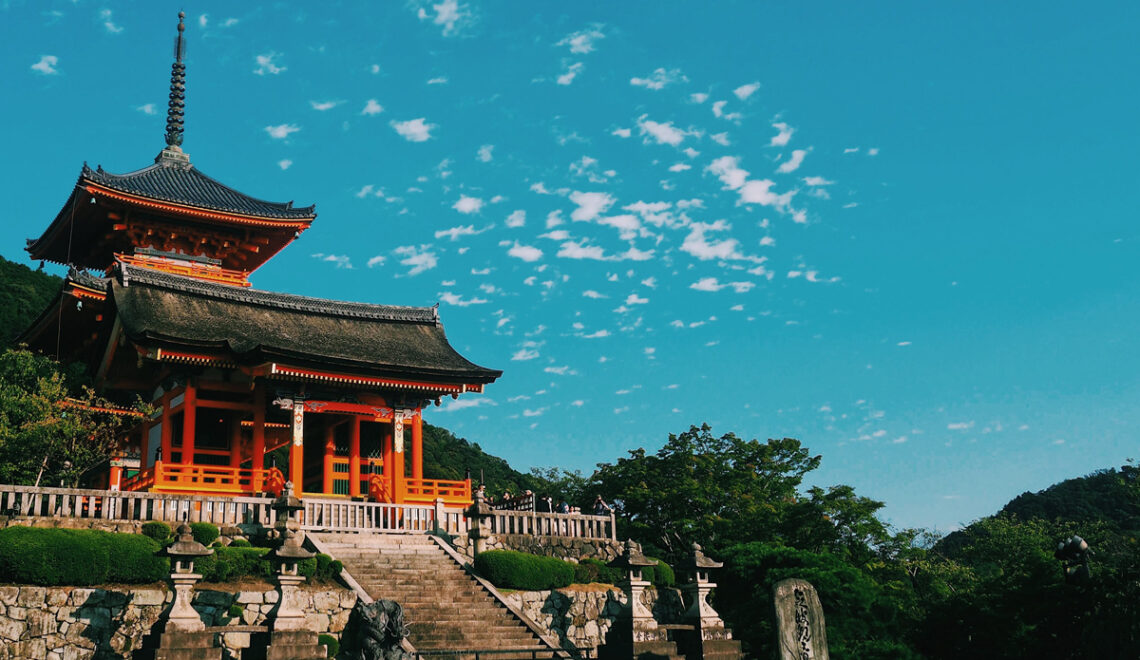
[0,347,146,487]
[591,424,821,559]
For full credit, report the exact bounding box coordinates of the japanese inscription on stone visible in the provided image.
[772,578,829,660]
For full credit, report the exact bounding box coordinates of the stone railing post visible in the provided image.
[270,481,314,631]
[433,497,446,533]
[464,489,495,557]
[162,519,213,632]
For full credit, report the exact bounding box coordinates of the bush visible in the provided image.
[197,546,273,582]
[230,538,252,548]
[319,633,339,658]
[315,553,344,580]
[189,522,220,547]
[104,533,168,583]
[228,604,244,618]
[0,527,169,586]
[474,550,574,590]
[573,558,622,585]
[140,521,171,543]
[642,558,675,588]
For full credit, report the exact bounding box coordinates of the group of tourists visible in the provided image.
[475,484,613,516]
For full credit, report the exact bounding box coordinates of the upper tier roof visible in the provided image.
[83,155,315,220]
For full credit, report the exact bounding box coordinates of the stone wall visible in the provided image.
[0,584,355,659]
[503,585,687,654]
[451,533,623,564]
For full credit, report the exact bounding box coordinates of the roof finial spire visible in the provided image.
[159,12,191,166]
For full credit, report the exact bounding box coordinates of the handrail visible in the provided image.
[122,461,284,496]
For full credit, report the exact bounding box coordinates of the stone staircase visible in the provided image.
[313,533,558,657]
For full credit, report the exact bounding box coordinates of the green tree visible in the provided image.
[0,347,146,487]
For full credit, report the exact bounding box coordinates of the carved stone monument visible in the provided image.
[343,599,412,660]
[772,578,829,660]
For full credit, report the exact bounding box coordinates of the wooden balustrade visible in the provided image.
[121,462,284,496]
[0,484,279,527]
[301,497,445,534]
[488,509,616,541]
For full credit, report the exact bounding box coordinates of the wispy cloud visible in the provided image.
[391,118,435,142]
[136,103,157,115]
[734,82,760,100]
[435,224,487,241]
[393,245,438,276]
[452,196,484,214]
[414,0,471,37]
[770,121,794,147]
[254,52,286,76]
[30,55,59,75]
[277,159,293,170]
[636,115,691,146]
[311,253,352,269]
[777,149,808,174]
[630,68,687,90]
[439,292,489,307]
[557,62,583,86]
[99,9,123,34]
[438,397,495,412]
[265,124,301,140]
[557,27,605,54]
[690,277,754,293]
[507,242,543,262]
[505,210,526,228]
[310,100,343,112]
[477,144,494,162]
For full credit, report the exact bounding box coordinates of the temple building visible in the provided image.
[19,14,500,506]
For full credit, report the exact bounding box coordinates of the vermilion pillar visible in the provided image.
[349,418,362,497]
[322,425,336,494]
[391,415,406,504]
[382,429,393,501]
[252,384,266,492]
[412,413,423,481]
[181,382,197,465]
[160,392,172,464]
[230,418,242,467]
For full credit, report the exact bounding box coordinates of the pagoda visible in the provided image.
[19,14,500,505]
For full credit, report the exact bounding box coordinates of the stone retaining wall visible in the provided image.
[503,585,687,654]
[451,534,623,563]
[0,584,354,659]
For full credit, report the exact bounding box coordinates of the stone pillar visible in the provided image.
[607,540,662,643]
[680,543,734,644]
[289,400,305,490]
[465,489,495,557]
[773,578,829,660]
[271,481,315,632]
[162,520,213,632]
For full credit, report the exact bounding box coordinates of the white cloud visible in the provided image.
[391,118,435,142]
[582,290,607,299]
[507,242,543,262]
[690,277,754,293]
[361,100,384,116]
[310,100,343,111]
[452,196,484,214]
[625,293,648,305]
[680,221,749,261]
[477,144,494,162]
[947,421,975,431]
[435,224,486,241]
[511,346,540,361]
[100,9,123,34]
[630,68,687,90]
[393,245,438,276]
[636,115,689,147]
[557,241,608,261]
[539,230,571,240]
[277,159,293,170]
[415,0,470,36]
[427,76,449,85]
[30,55,59,75]
[582,329,610,338]
[868,147,880,156]
[544,365,576,376]
[221,17,239,27]
[770,122,794,147]
[668,163,692,172]
[136,103,156,115]
[438,397,496,412]
[265,124,301,140]
[803,176,834,186]
[571,400,585,407]
[254,52,286,75]
[897,341,912,347]
[777,149,808,174]
[711,100,741,122]
[557,27,605,54]
[569,191,615,222]
[690,92,709,104]
[710,132,730,146]
[733,82,761,100]
[505,210,526,228]
[367,256,386,268]
[707,156,749,189]
[439,292,489,307]
[557,62,583,86]
[311,253,352,269]
[612,127,632,138]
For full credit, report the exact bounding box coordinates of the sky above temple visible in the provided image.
[2,2,1138,533]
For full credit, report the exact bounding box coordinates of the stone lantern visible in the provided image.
[606,539,661,641]
[464,488,495,556]
[270,481,314,631]
[162,519,213,632]
[678,543,729,639]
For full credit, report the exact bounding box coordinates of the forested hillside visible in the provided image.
[0,255,61,346]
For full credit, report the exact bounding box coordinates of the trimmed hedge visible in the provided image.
[0,527,167,586]
[642,558,675,587]
[573,558,622,585]
[189,522,220,547]
[474,550,574,590]
[140,521,172,543]
[195,548,341,583]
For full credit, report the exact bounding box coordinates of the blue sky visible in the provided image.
[3,2,1138,533]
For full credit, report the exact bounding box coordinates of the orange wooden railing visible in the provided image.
[120,461,284,496]
[367,474,471,506]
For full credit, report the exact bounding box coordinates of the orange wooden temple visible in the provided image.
[19,14,500,506]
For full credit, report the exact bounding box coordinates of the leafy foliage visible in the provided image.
[189,522,220,547]
[0,256,60,347]
[474,549,575,590]
[0,347,150,487]
[141,521,172,543]
[0,527,167,585]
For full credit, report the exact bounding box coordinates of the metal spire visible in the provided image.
[162,12,188,157]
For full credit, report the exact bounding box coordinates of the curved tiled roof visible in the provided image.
[111,265,500,383]
[82,160,315,221]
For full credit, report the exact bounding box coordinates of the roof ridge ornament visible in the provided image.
[157,12,191,167]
